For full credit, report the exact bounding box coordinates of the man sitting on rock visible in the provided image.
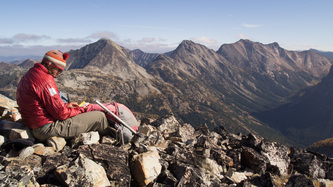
[16,50,110,142]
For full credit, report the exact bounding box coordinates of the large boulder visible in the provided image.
[77,143,131,186]
[241,146,268,174]
[130,148,162,186]
[260,139,290,176]
[55,154,110,186]
[289,147,326,179]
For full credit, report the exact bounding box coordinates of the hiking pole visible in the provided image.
[95,100,137,134]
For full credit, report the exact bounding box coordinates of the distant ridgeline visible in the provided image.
[0,38,332,148]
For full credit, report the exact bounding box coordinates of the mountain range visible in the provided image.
[0,38,332,148]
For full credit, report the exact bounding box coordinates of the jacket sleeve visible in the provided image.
[39,80,85,121]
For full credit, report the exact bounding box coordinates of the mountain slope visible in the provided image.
[129,49,159,67]
[254,65,333,147]
[310,49,333,59]
[307,136,333,158]
[18,59,37,69]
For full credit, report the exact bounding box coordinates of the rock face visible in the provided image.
[129,49,159,68]
[1,114,333,186]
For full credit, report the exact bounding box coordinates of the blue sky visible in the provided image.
[1,0,332,57]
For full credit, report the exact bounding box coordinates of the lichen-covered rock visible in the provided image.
[55,153,110,187]
[241,146,268,174]
[289,147,326,179]
[286,173,314,187]
[77,143,131,186]
[71,131,100,148]
[0,159,39,186]
[260,139,290,176]
[151,114,180,138]
[178,123,196,143]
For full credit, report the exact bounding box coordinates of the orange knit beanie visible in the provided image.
[42,50,70,70]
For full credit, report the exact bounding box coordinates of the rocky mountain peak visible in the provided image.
[130,48,144,54]
[268,42,280,49]
[170,40,222,72]
[174,40,208,55]
[18,59,37,69]
[237,39,253,45]
[97,38,126,52]
[65,38,153,81]
[66,38,127,69]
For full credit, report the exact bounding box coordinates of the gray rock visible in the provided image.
[178,123,196,143]
[286,173,314,187]
[18,146,34,160]
[260,139,290,176]
[151,114,180,138]
[1,159,39,186]
[55,153,110,187]
[77,143,131,186]
[46,136,67,152]
[290,147,326,178]
[72,131,100,148]
[241,146,268,174]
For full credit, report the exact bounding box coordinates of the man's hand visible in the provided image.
[67,102,79,108]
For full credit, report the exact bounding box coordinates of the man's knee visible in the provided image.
[89,111,107,120]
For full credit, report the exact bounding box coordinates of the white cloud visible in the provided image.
[0,33,51,45]
[0,44,84,57]
[121,25,184,32]
[57,38,92,44]
[118,39,174,53]
[12,33,51,42]
[0,38,14,44]
[88,31,119,40]
[190,36,218,45]
[138,37,156,43]
[243,23,262,28]
[237,34,252,40]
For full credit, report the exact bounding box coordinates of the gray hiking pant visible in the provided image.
[32,111,109,141]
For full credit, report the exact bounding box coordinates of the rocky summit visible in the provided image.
[1,114,333,186]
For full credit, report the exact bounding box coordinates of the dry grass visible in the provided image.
[310,137,333,148]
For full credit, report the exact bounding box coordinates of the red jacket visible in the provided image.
[16,63,85,129]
